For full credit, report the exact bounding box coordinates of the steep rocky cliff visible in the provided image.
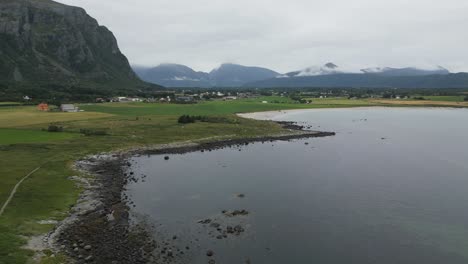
[0,0,158,100]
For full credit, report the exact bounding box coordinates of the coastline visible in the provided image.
[238,106,468,121]
[43,120,335,263]
[238,109,310,120]
[40,106,463,263]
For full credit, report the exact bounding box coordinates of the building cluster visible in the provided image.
[36,103,80,112]
[94,91,261,104]
[33,91,267,112]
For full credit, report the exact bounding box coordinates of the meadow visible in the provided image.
[424,95,466,102]
[0,96,466,263]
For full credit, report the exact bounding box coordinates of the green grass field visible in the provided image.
[424,95,466,102]
[0,102,22,106]
[0,106,113,128]
[79,98,374,117]
[0,97,467,263]
[0,129,79,145]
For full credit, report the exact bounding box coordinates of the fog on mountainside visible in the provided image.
[133,62,467,88]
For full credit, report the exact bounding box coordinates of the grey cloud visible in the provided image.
[56,0,468,73]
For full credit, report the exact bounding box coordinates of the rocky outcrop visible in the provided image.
[0,0,158,99]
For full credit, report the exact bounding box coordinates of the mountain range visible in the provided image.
[247,64,468,88]
[0,0,159,101]
[134,63,468,89]
[134,63,279,88]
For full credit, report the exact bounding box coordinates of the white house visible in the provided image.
[116,97,130,102]
[60,104,79,112]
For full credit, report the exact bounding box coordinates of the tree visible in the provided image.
[178,115,198,124]
[382,93,393,99]
[47,99,62,107]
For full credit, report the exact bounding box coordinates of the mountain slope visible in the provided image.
[133,63,279,87]
[245,72,468,89]
[209,63,279,87]
[0,0,159,100]
[135,64,211,87]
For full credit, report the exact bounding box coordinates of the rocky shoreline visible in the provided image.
[55,156,157,263]
[46,121,335,263]
[134,122,334,157]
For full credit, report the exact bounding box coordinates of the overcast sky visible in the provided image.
[56,0,468,73]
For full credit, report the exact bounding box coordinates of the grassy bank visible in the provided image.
[0,96,466,263]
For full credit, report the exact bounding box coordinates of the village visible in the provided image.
[27,88,450,113]
[31,91,266,112]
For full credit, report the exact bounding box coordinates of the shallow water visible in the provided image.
[126,107,468,264]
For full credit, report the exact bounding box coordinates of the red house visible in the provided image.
[37,103,49,111]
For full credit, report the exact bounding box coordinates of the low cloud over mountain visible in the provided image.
[134,63,279,87]
[134,62,467,89]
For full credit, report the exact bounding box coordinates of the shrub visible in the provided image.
[202,116,238,124]
[47,125,63,132]
[79,129,108,136]
[178,115,239,124]
[178,115,196,124]
[290,95,302,101]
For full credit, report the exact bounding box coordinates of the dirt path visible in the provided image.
[0,166,41,217]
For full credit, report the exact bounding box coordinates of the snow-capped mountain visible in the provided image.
[244,64,466,88]
[296,62,342,77]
